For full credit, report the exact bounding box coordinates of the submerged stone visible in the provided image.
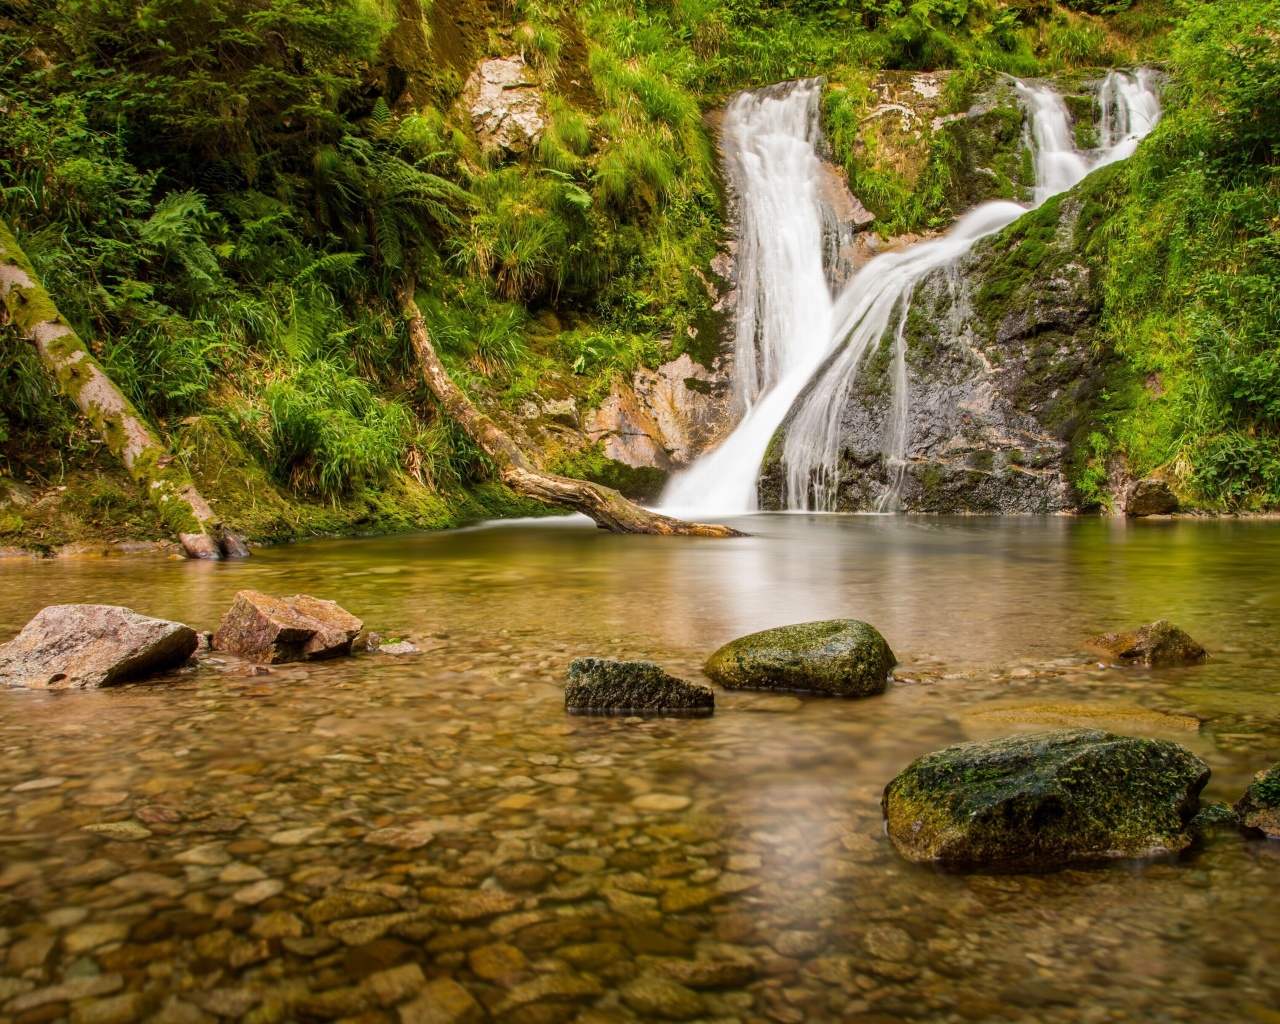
[213,590,363,663]
[1085,619,1207,667]
[565,658,713,714]
[882,729,1210,870]
[1234,762,1280,837]
[703,619,895,696]
[1125,478,1178,517]
[0,604,197,689]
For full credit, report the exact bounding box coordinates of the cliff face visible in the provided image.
[760,184,1114,513]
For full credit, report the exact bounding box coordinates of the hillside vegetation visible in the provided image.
[0,0,1275,550]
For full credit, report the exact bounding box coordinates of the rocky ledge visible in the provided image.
[882,729,1210,871]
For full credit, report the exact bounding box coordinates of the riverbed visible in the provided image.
[1,515,1278,1023]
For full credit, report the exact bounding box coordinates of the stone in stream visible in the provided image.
[703,619,895,697]
[212,590,363,663]
[882,729,1210,871]
[1085,619,1207,667]
[1234,762,1280,837]
[565,658,714,715]
[1125,478,1178,517]
[0,604,198,689]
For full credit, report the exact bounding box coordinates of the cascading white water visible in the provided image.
[661,80,835,514]
[662,70,1161,516]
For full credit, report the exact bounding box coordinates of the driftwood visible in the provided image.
[0,220,248,559]
[395,279,740,537]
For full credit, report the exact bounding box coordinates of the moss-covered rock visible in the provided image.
[565,658,714,715]
[704,620,895,697]
[1233,762,1280,837]
[882,729,1210,871]
[1084,620,1207,667]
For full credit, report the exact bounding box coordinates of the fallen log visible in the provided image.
[0,220,248,559]
[395,279,740,537]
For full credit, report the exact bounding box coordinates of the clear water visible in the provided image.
[2,517,1279,1023]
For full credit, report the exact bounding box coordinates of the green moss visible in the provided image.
[551,442,668,501]
[705,619,896,698]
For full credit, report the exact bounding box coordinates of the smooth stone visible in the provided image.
[632,793,691,812]
[81,822,152,841]
[467,943,528,980]
[378,641,421,656]
[212,590,363,663]
[399,977,483,1024]
[1084,619,1207,667]
[0,604,197,689]
[1234,761,1280,836]
[704,619,895,697]
[492,974,603,1015]
[620,974,705,1021]
[565,658,714,714]
[1125,477,1178,516]
[366,963,426,1007]
[658,959,755,989]
[883,728,1210,870]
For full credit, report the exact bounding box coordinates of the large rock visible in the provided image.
[704,620,895,697]
[464,57,544,155]
[565,659,713,715]
[213,591,363,663]
[1125,478,1178,516]
[1234,762,1280,837]
[1085,620,1207,667]
[0,604,197,689]
[882,729,1210,870]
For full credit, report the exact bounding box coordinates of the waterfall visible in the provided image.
[660,71,1162,516]
[661,80,835,514]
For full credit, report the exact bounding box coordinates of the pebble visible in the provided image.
[631,793,692,812]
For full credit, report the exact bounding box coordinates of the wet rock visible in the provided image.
[883,729,1210,870]
[704,620,895,697]
[492,975,602,1016]
[658,959,755,989]
[212,590,363,663]
[565,658,713,714]
[69,992,143,1024]
[0,604,197,689]
[1234,762,1280,837]
[378,641,421,656]
[494,862,551,891]
[399,977,482,1024]
[1125,478,1178,517]
[1085,619,1207,667]
[620,975,704,1020]
[467,943,527,981]
[366,963,426,1007]
[464,57,544,155]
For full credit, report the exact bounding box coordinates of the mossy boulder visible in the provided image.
[1234,762,1280,837]
[704,620,895,697]
[1085,620,1207,667]
[565,658,713,715]
[882,729,1210,871]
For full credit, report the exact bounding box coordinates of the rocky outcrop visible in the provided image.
[1085,620,1207,667]
[565,658,714,714]
[0,604,197,689]
[761,186,1112,513]
[584,354,733,472]
[464,57,544,155]
[1125,478,1178,516]
[1234,762,1280,836]
[704,620,895,697]
[213,591,364,663]
[882,729,1211,870]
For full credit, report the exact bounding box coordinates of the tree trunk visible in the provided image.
[0,220,248,559]
[395,280,741,538]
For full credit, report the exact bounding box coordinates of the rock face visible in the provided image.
[704,620,895,697]
[1125,478,1178,516]
[882,729,1210,870]
[565,658,714,715]
[464,57,544,154]
[584,353,734,473]
[0,604,197,689]
[1085,620,1207,667]
[1233,763,1280,836]
[213,591,363,663]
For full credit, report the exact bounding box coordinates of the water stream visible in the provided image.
[662,72,1162,516]
[2,517,1279,1022]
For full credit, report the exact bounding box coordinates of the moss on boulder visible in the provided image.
[1085,620,1207,667]
[704,619,895,697]
[882,729,1210,871]
[565,658,713,715]
[1234,762,1280,837]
